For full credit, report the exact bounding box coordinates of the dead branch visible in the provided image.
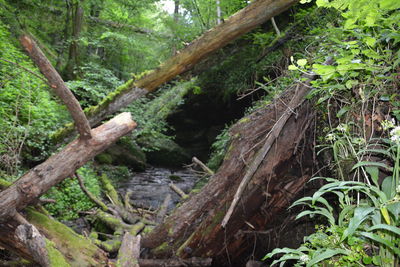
[75,172,108,211]
[221,82,312,227]
[169,183,188,199]
[192,157,214,175]
[117,233,141,267]
[19,34,92,139]
[0,112,136,223]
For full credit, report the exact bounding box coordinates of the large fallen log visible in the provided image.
[54,0,299,142]
[0,112,136,223]
[142,79,316,265]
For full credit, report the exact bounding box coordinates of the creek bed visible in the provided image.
[117,167,199,211]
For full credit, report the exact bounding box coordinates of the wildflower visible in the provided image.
[381,119,395,131]
[390,126,400,144]
[326,133,336,141]
[337,123,349,133]
[299,254,310,263]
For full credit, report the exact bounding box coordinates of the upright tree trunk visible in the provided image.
[172,0,180,55]
[216,0,222,24]
[65,0,84,80]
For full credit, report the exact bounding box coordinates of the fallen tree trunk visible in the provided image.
[0,208,108,266]
[54,0,299,142]
[0,112,136,223]
[142,80,316,265]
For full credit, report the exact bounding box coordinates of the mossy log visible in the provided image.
[0,209,108,266]
[53,0,299,143]
[0,112,135,223]
[142,80,316,265]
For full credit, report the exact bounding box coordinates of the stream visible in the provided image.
[117,167,200,211]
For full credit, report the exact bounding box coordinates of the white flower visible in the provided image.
[299,254,310,263]
[381,119,395,131]
[326,133,336,141]
[390,126,400,144]
[337,123,349,133]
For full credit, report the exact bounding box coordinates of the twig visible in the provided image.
[192,157,214,175]
[169,183,188,199]
[75,173,108,211]
[271,17,281,36]
[221,83,312,228]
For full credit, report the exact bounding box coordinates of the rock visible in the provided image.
[137,133,190,167]
[95,136,147,171]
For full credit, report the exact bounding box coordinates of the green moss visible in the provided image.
[0,178,11,189]
[169,175,183,182]
[143,226,154,234]
[95,153,114,164]
[27,209,106,266]
[153,242,170,254]
[238,117,250,124]
[130,222,145,235]
[99,173,122,206]
[45,239,70,267]
[203,210,225,237]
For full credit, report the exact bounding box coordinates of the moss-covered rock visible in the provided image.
[95,153,113,165]
[137,133,190,167]
[95,136,147,171]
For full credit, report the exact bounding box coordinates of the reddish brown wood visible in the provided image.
[0,112,136,223]
[142,82,315,264]
[19,34,92,139]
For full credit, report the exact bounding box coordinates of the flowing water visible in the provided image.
[117,167,199,211]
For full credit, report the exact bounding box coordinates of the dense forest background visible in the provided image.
[0,0,400,266]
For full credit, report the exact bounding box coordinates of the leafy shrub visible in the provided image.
[0,20,69,173]
[44,164,101,221]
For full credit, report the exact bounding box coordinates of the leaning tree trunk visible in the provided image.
[142,78,316,265]
[54,0,299,143]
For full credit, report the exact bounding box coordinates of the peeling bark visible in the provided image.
[142,80,315,264]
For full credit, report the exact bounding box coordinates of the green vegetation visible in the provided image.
[0,0,399,264]
[263,0,400,266]
[44,165,101,220]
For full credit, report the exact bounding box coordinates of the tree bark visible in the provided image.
[55,0,299,142]
[142,79,315,265]
[117,233,141,267]
[20,34,92,140]
[0,112,136,223]
[65,0,84,80]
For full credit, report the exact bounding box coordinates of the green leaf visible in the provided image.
[288,65,297,70]
[341,206,375,241]
[368,224,400,236]
[297,59,307,67]
[364,36,376,47]
[382,176,395,199]
[387,202,400,218]
[337,106,350,118]
[306,249,349,267]
[380,0,400,10]
[360,232,400,256]
[351,161,393,172]
[312,64,336,81]
[365,166,379,187]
